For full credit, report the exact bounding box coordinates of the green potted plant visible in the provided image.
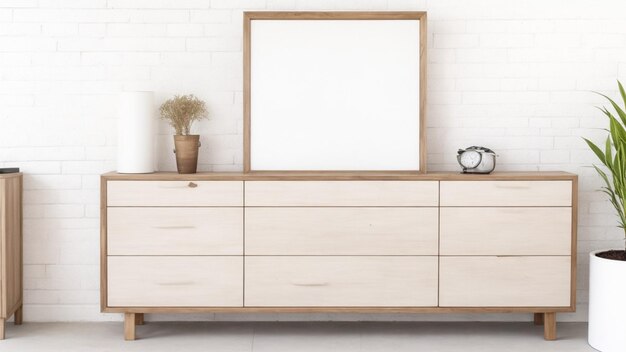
[159,94,208,174]
[584,81,626,352]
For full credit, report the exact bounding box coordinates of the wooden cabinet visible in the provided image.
[101,172,577,341]
[0,173,23,339]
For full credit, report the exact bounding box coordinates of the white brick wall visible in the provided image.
[0,0,625,322]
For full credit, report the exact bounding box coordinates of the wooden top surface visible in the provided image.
[0,172,22,180]
[102,171,577,181]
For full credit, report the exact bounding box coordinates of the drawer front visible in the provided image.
[440,181,572,206]
[246,207,438,255]
[107,181,243,206]
[439,256,571,307]
[107,256,243,307]
[245,181,438,206]
[245,256,438,307]
[108,207,243,255]
[440,207,571,255]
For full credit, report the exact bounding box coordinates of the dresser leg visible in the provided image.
[136,313,144,326]
[0,318,5,340]
[533,313,544,325]
[124,313,136,341]
[543,313,556,340]
[14,305,23,325]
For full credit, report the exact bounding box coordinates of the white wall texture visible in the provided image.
[0,0,625,322]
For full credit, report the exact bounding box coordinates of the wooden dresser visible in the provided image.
[100,171,577,341]
[0,173,23,339]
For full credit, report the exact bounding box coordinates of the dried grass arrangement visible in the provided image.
[159,94,208,135]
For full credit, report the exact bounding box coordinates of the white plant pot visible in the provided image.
[588,249,626,352]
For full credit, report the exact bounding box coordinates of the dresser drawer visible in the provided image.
[440,207,571,255]
[440,181,572,206]
[107,181,243,206]
[439,256,571,307]
[107,207,243,255]
[107,256,243,307]
[245,256,438,307]
[245,181,438,206]
[246,207,438,255]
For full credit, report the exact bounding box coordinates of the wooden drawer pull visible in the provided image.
[157,281,195,286]
[291,281,329,287]
[188,182,198,188]
[153,225,196,230]
[495,183,529,189]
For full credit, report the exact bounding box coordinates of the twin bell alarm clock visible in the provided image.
[457,146,497,174]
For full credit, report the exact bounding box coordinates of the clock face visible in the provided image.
[460,150,481,169]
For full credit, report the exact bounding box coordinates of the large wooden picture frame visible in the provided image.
[243,12,427,173]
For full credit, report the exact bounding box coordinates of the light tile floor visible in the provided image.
[0,322,596,352]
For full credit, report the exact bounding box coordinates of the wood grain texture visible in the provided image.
[135,313,144,326]
[439,256,571,307]
[244,11,427,20]
[570,176,578,309]
[243,12,427,173]
[534,312,544,325]
[245,207,438,255]
[124,313,135,341]
[245,256,438,307]
[245,181,438,206]
[419,13,427,173]
[440,181,572,206]
[102,306,575,314]
[107,180,243,206]
[107,207,243,255]
[108,256,243,307]
[1,175,22,321]
[243,12,251,173]
[99,171,577,336]
[440,207,572,255]
[544,312,557,340]
[102,171,577,181]
[100,176,108,312]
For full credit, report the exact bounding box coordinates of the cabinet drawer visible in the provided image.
[107,256,243,307]
[245,256,438,307]
[440,207,571,255]
[439,256,571,307]
[107,181,243,206]
[245,181,438,206]
[107,207,243,255]
[440,181,572,206]
[246,207,438,255]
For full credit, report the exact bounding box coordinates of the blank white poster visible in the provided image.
[250,20,421,171]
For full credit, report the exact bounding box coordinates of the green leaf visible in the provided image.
[606,137,613,168]
[597,91,626,127]
[587,82,626,247]
[584,138,606,165]
[619,80,626,111]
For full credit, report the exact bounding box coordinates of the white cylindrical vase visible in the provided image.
[117,91,155,173]
[588,250,626,352]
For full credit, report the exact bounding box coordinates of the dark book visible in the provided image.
[0,168,20,174]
